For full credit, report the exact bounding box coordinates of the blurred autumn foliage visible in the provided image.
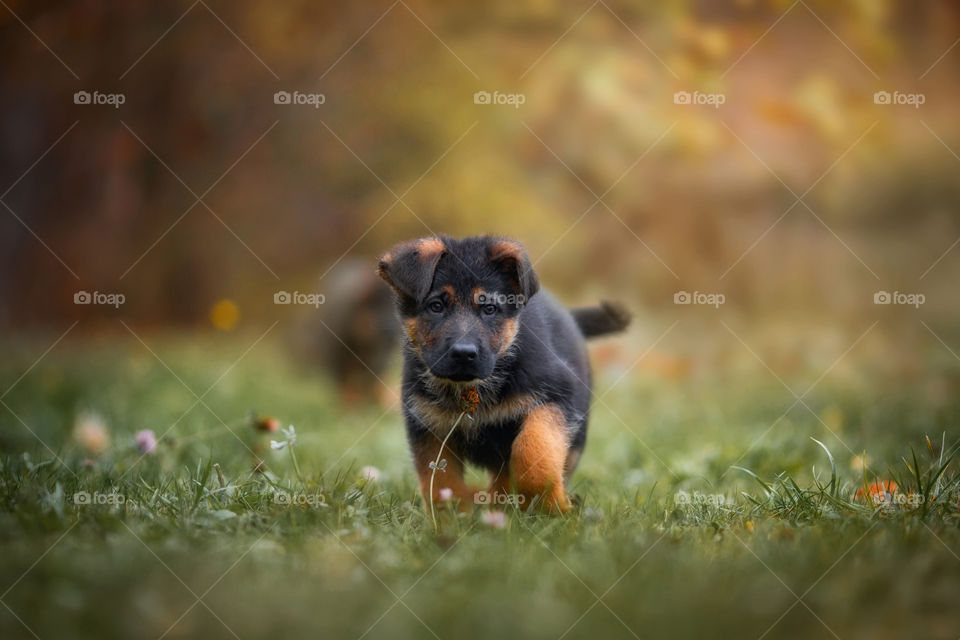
[1,0,959,329]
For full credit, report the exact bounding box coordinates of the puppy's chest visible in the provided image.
[410,392,539,437]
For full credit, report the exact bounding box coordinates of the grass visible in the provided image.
[1,327,959,640]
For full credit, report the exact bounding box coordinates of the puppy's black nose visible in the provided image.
[450,343,478,362]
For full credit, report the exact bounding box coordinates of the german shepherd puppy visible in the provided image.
[377,235,630,513]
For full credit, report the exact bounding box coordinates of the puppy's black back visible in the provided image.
[507,290,592,444]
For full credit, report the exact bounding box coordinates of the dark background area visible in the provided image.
[1,0,958,333]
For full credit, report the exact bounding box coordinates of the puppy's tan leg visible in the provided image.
[411,435,474,511]
[510,404,571,514]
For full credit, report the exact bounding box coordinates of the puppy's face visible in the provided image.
[378,236,539,383]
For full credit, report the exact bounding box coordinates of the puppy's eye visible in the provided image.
[428,300,444,313]
[482,304,497,316]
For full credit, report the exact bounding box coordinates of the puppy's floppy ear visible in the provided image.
[377,237,446,302]
[488,238,540,302]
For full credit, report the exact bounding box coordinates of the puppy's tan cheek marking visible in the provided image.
[404,319,419,346]
[493,318,519,354]
[418,317,440,348]
[404,315,440,350]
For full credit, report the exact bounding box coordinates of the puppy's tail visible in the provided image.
[571,300,632,338]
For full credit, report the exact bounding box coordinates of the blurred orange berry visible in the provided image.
[210,299,239,331]
[73,412,109,455]
[253,416,280,432]
[855,480,899,502]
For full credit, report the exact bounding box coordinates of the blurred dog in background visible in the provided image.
[289,259,399,406]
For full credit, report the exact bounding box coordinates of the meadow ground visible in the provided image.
[1,321,959,640]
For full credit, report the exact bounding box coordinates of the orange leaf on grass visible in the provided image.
[855,480,899,501]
